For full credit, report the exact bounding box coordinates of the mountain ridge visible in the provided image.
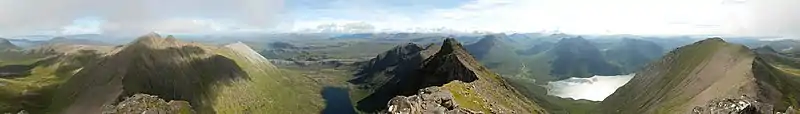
[354,38,545,113]
[48,33,323,113]
[599,37,800,113]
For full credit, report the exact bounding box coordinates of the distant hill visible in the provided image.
[0,38,20,51]
[465,35,524,75]
[516,42,555,56]
[599,38,800,113]
[604,38,664,73]
[43,37,112,46]
[352,38,545,113]
[47,33,324,113]
[548,37,621,79]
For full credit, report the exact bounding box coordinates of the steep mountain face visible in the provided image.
[465,35,524,75]
[48,33,323,114]
[604,38,664,73]
[549,37,621,79]
[350,43,427,90]
[0,38,20,50]
[354,38,544,113]
[599,38,800,113]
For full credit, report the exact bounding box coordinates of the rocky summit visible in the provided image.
[354,38,546,113]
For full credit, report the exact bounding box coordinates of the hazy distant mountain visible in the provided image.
[604,38,664,73]
[548,37,621,79]
[44,37,112,46]
[464,34,525,75]
[353,38,545,113]
[599,38,800,113]
[0,38,20,50]
[517,42,555,56]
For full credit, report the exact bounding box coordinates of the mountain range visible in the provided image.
[2,32,800,114]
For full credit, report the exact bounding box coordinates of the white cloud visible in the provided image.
[546,74,635,101]
[740,0,800,38]
[292,0,791,36]
[0,0,284,36]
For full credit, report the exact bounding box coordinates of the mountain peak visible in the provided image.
[418,38,481,86]
[472,34,505,47]
[599,37,761,113]
[695,37,727,44]
[438,38,468,56]
[165,35,178,42]
[0,38,20,50]
[356,38,542,113]
[0,38,12,45]
[130,33,183,48]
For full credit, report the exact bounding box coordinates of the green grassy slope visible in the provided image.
[599,38,745,113]
[0,49,104,113]
[750,47,800,111]
[48,33,324,113]
[598,38,800,113]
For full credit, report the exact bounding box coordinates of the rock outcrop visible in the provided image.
[384,87,478,114]
[691,96,773,114]
[102,94,194,114]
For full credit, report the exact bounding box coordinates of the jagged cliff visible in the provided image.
[354,38,545,113]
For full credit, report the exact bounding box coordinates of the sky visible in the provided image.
[0,0,798,37]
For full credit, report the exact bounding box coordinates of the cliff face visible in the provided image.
[49,33,323,114]
[599,38,800,114]
[354,38,545,113]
